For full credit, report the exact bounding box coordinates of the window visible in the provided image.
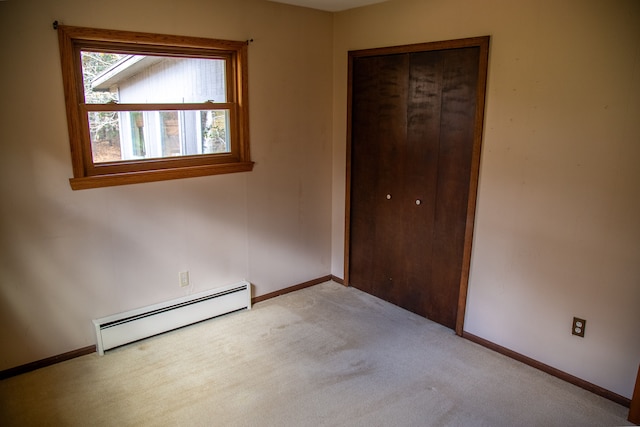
[57,25,252,189]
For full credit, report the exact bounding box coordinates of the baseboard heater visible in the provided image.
[93,281,251,355]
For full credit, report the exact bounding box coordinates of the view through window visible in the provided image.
[82,53,231,163]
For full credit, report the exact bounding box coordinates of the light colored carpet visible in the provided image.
[0,281,632,426]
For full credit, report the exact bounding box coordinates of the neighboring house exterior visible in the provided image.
[91,55,229,161]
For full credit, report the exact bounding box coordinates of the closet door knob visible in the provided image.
[386,194,392,200]
[415,199,422,205]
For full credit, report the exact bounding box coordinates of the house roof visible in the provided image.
[91,55,162,91]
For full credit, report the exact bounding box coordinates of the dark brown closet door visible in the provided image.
[348,54,412,313]
[347,39,488,331]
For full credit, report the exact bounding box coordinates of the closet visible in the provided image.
[346,37,489,333]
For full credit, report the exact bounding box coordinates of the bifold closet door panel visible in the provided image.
[349,54,410,299]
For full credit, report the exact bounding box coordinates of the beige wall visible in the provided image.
[0,0,333,370]
[1,0,639,402]
[331,0,640,398]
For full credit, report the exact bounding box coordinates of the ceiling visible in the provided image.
[268,0,389,12]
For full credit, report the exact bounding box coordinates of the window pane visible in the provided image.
[200,110,230,154]
[88,110,231,163]
[160,111,180,157]
[130,112,146,157]
[81,52,126,105]
[81,52,227,104]
[88,111,122,163]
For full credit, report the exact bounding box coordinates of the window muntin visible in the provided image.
[57,25,252,189]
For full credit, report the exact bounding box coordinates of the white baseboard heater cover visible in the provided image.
[93,281,251,355]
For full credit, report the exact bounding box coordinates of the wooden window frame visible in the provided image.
[57,25,253,190]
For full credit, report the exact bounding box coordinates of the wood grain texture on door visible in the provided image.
[346,37,489,332]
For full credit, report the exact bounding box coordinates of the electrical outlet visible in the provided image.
[572,317,586,337]
[179,271,190,287]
